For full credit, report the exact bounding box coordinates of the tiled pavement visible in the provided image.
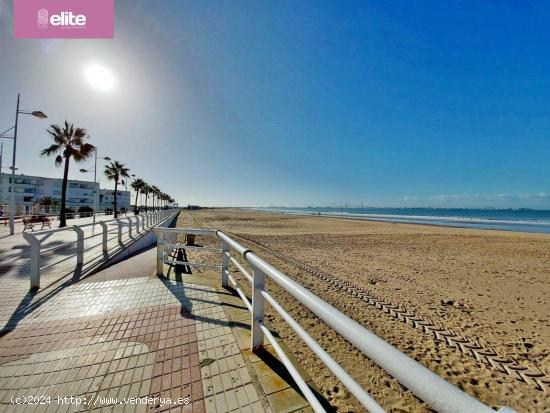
[0,249,265,412]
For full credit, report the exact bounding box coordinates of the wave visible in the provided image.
[336,212,550,227]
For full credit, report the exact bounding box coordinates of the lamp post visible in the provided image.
[124,174,135,191]
[1,93,47,235]
[80,151,110,223]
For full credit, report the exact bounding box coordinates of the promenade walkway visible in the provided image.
[0,249,268,412]
[0,213,141,296]
[0,216,315,412]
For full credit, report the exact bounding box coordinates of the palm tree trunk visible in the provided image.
[114,181,118,218]
[59,156,70,228]
[134,191,139,214]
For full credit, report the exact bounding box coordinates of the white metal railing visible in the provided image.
[154,227,517,413]
[23,209,179,290]
[1,209,167,227]
[2,209,116,221]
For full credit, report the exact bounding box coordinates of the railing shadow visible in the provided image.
[158,276,251,331]
[0,211,175,338]
[0,263,84,337]
[158,273,333,411]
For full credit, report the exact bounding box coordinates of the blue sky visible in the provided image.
[0,0,549,208]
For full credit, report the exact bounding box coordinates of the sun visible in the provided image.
[84,64,115,92]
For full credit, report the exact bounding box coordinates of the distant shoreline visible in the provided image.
[247,207,550,234]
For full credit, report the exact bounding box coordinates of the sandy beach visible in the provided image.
[177,208,550,412]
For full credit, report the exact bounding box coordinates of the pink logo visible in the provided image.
[14,0,114,39]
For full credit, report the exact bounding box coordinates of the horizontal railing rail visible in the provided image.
[2,208,170,227]
[23,209,179,290]
[154,227,516,413]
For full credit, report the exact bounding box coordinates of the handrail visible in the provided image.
[155,227,516,413]
[2,210,122,223]
[23,209,179,289]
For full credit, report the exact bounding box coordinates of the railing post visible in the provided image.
[99,222,108,253]
[73,226,84,265]
[154,228,164,275]
[117,219,123,245]
[127,217,133,238]
[23,233,41,289]
[251,266,265,351]
[221,241,229,288]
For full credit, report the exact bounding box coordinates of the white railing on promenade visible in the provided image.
[2,209,166,228]
[153,227,517,413]
[23,209,179,290]
[3,210,117,223]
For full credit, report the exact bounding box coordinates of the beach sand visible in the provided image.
[176,208,550,412]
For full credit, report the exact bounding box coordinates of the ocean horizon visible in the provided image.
[252,207,550,234]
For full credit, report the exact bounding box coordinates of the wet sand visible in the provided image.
[177,208,550,412]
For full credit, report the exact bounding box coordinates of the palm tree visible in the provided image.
[104,161,130,218]
[142,183,151,211]
[130,178,145,213]
[41,121,95,227]
[34,196,60,214]
[151,185,161,210]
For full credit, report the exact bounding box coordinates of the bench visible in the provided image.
[22,216,52,232]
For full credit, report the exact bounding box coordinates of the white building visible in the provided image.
[99,188,131,212]
[0,173,130,215]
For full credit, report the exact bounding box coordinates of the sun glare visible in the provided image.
[84,64,115,92]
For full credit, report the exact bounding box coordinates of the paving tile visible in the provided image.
[266,387,309,413]
[258,375,291,395]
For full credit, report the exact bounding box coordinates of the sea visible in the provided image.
[252,207,550,234]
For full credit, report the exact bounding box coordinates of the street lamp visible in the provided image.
[1,93,47,235]
[80,151,111,223]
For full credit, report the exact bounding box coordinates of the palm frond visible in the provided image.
[72,142,96,162]
[40,144,61,157]
[104,160,130,183]
[43,121,97,174]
